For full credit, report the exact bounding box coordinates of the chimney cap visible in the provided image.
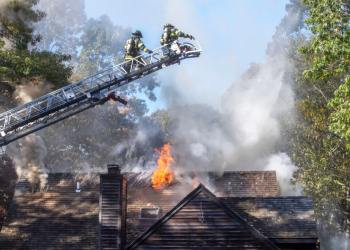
[107,164,120,175]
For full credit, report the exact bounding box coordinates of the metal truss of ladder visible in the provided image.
[0,41,202,147]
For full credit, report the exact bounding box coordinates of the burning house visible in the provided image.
[0,161,318,249]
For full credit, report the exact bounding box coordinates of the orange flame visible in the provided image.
[151,143,174,189]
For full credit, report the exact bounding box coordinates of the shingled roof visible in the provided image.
[126,171,280,244]
[209,171,279,197]
[126,178,193,244]
[222,198,317,250]
[0,174,99,250]
[221,197,317,242]
[127,184,279,250]
[0,170,317,249]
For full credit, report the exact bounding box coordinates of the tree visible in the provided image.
[0,0,44,50]
[76,15,128,75]
[41,15,160,171]
[288,0,350,238]
[0,48,71,85]
[0,0,74,224]
[34,0,86,62]
[0,0,72,87]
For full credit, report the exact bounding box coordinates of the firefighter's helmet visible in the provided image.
[164,23,174,29]
[132,30,143,38]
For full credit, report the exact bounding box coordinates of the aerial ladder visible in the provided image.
[0,41,201,150]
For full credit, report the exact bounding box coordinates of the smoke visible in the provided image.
[0,0,17,49]
[264,153,302,195]
[146,1,303,195]
[0,0,302,195]
[318,220,350,250]
[1,0,347,247]
[328,233,350,250]
[6,79,52,190]
[0,0,42,49]
[34,0,86,57]
[0,0,157,177]
[109,113,166,176]
[0,0,302,197]
[33,0,304,196]
[0,0,39,19]
[13,79,53,103]
[0,0,14,11]
[8,134,48,191]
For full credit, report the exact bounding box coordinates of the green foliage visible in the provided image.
[34,0,86,58]
[301,0,350,148]
[0,0,72,87]
[0,48,71,85]
[288,0,350,235]
[329,76,350,150]
[40,14,160,169]
[76,15,129,76]
[0,0,44,50]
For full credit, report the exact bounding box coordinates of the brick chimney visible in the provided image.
[99,164,127,250]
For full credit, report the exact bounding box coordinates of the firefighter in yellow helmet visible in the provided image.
[160,23,194,54]
[123,30,152,72]
[160,23,194,45]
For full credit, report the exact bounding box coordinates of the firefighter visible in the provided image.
[123,30,152,72]
[160,23,194,54]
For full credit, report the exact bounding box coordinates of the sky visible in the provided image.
[85,0,290,109]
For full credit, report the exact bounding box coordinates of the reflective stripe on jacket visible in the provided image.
[160,28,190,45]
[124,37,149,59]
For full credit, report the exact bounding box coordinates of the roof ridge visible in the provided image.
[127,183,280,250]
[199,185,280,250]
[127,184,203,249]
[220,196,312,199]
[125,170,276,174]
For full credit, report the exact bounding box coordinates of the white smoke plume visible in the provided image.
[1,0,346,247]
[35,0,303,196]
[1,0,302,196]
[8,134,48,191]
[152,1,304,195]
[34,0,86,58]
[328,233,350,250]
[7,78,53,189]
[264,153,302,195]
[13,79,53,103]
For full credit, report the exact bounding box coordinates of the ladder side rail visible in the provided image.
[0,67,120,131]
[0,100,95,146]
[0,42,174,120]
[0,63,156,144]
[0,53,201,146]
[0,56,165,133]
[0,43,170,124]
[0,50,198,133]
[0,41,202,137]
[1,55,173,140]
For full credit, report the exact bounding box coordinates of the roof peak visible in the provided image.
[127,182,280,250]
